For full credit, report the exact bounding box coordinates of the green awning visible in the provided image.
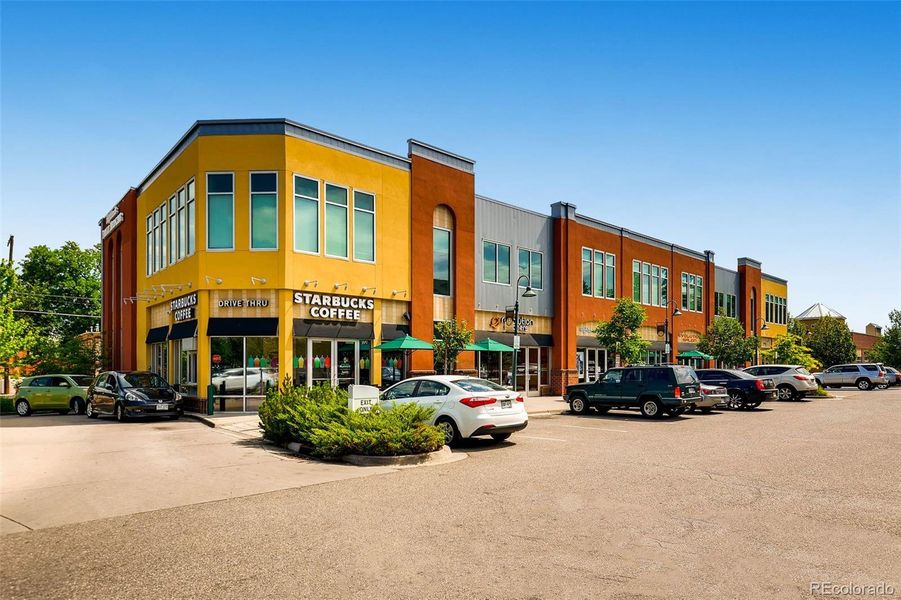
[677,350,713,360]
[474,338,516,352]
[372,334,433,351]
[463,343,484,351]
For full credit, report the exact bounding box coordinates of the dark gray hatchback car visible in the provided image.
[86,371,183,422]
[564,365,701,418]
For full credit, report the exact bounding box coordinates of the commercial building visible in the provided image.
[101,118,790,406]
[795,303,883,361]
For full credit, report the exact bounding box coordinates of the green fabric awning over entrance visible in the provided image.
[677,350,713,360]
[463,343,484,351]
[371,334,433,351]
[473,338,516,352]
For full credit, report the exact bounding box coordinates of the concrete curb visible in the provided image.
[343,445,465,468]
[184,413,217,428]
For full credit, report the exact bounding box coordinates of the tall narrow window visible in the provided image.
[484,242,498,283]
[250,173,278,250]
[294,175,319,254]
[632,260,641,301]
[158,205,166,270]
[177,187,187,260]
[207,173,234,250]
[681,273,689,310]
[641,263,651,304]
[605,254,615,298]
[581,248,592,295]
[497,243,510,285]
[353,191,375,262]
[518,249,542,290]
[661,267,668,306]
[593,251,604,297]
[433,228,451,295]
[688,275,696,312]
[696,276,703,312]
[146,215,153,276]
[325,183,348,258]
[651,265,660,306]
[186,179,196,256]
[168,195,177,265]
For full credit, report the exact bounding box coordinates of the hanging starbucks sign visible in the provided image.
[170,292,197,322]
[293,292,374,321]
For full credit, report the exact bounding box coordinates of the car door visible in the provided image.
[47,376,72,409]
[593,369,623,405]
[840,365,860,385]
[820,367,840,386]
[413,380,451,414]
[618,368,644,405]
[28,377,52,409]
[98,374,119,413]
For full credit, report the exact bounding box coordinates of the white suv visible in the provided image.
[743,365,818,400]
[380,376,528,445]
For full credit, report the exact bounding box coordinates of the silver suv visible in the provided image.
[744,365,818,400]
[813,364,887,391]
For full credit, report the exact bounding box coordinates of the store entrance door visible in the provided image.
[306,339,360,389]
[577,348,607,382]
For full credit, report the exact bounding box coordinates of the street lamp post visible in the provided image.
[755,315,769,365]
[510,274,537,392]
[662,301,683,364]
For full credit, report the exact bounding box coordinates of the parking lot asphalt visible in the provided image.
[2,387,900,599]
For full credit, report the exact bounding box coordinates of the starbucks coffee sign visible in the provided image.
[293,292,374,321]
[170,292,197,322]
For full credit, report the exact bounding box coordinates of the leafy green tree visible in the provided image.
[698,316,757,368]
[870,310,901,369]
[595,298,649,366]
[806,316,855,368]
[17,242,101,340]
[762,333,820,371]
[433,319,474,374]
[0,263,40,390]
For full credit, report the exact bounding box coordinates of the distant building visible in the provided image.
[795,303,882,361]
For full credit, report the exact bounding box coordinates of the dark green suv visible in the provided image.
[564,365,701,418]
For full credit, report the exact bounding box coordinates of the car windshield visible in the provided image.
[454,378,507,392]
[121,373,169,389]
[71,376,94,386]
[673,366,699,384]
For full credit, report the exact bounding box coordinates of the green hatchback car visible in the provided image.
[14,374,95,416]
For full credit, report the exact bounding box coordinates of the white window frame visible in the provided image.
[324,181,350,260]
[483,240,511,286]
[146,215,153,276]
[168,194,177,266]
[433,225,453,297]
[206,172,235,252]
[518,248,543,291]
[186,178,196,256]
[249,171,279,252]
[681,272,704,313]
[605,253,616,299]
[292,173,321,255]
[581,247,593,297]
[352,189,376,264]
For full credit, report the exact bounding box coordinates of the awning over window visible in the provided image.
[576,336,602,348]
[381,324,410,340]
[474,331,553,348]
[146,326,170,344]
[207,317,278,337]
[168,320,198,340]
[293,319,373,340]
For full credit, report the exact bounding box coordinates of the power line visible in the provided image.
[13,309,100,319]
[13,290,99,301]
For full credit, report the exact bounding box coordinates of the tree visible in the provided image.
[433,319,474,375]
[595,298,649,366]
[698,316,757,368]
[17,242,101,340]
[870,309,901,369]
[806,316,855,368]
[762,333,820,371]
[0,263,40,389]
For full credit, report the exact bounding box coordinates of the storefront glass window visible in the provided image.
[173,337,197,397]
[210,336,277,412]
[293,337,308,387]
[382,351,404,387]
[353,191,375,262]
[325,183,348,258]
[149,342,168,380]
[250,173,278,250]
[207,173,234,250]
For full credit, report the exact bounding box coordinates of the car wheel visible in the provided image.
[728,391,745,410]
[86,401,98,419]
[71,398,86,415]
[856,378,871,391]
[115,403,128,423]
[569,395,590,415]
[750,401,762,409]
[490,433,512,442]
[15,400,32,417]
[776,385,795,401]
[435,417,460,446]
[876,383,888,390]
[639,398,662,418]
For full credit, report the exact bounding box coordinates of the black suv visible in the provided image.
[564,365,701,419]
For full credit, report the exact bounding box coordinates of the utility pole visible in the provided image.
[3,235,13,394]
[6,235,13,263]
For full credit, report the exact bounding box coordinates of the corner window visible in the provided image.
[484,241,510,285]
[207,173,234,250]
[433,227,452,296]
[518,248,542,290]
[353,191,375,262]
[325,183,348,258]
[293,175,319,254]
[250,172,278,250]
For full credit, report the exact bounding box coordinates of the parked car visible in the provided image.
[211,367,277,394]
[695,369,776,409]
[743,364,818,401]
[812,364,887,390]
[86,371,183,422]
[13,374,94,416]
[690,383,729,413]
[564,365,701,419]
[883,366,901,387]
[379,376,527,445]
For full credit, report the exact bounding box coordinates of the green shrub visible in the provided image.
[258,380,443,457]
[809,386,830,398]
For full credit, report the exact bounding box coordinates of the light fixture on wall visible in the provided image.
[303,280,318,288]
[334,282,348,290]
[392,289,407,298]
[402,311,411,321]
[361,286,376,294]
[205,276,223,285]
[251,276,268,286]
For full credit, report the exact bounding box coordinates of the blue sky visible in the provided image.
[1,1,898,331]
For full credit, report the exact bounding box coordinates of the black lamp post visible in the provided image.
[663,301,683,364]
[755,316,769,365]
[511,274,537,392]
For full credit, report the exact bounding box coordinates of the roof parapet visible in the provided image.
[407,139,475,174]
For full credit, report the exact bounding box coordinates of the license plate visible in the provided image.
[501,399,512,409]
[156,404,169,411]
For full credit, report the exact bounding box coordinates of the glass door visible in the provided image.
[526,347,540,397]
[335,340,357,390]
[310,339,332,386]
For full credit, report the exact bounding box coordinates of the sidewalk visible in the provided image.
[187,395,567,436]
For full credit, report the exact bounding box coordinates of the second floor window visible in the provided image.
[250,173,278,250]
[681,273,703,312]
[207,173,234,250]
[518,248,542,290]
[632,260,667,306]
[582,248,615,298]
[434,227,452,295]
[325,183,348,258]
[353,191,375,262]
[483,241,511,284]
[765,293,787,325]
[715,291,737,318]
[294,175,319,254]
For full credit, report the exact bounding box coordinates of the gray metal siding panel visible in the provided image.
[715,266,740,296]
[475,198,554,316]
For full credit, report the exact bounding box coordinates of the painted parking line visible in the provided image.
[519,435,567,442]
[557,424,630,433]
